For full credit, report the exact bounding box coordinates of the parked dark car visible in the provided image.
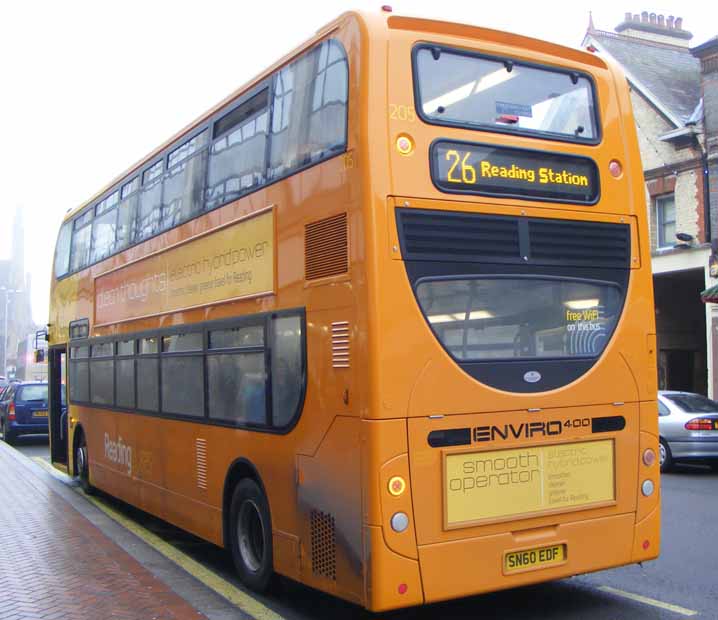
[0,382,65,445]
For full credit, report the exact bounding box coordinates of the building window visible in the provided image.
[656,194,676,249]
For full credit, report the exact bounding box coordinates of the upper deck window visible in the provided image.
[414,45,599,143]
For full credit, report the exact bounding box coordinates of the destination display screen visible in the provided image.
[431,140,599,204]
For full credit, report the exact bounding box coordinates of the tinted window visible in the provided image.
[658,400,671,416]
[161,356,204,416]
[70,361,89,402]
[664,394,718,413]
[136,161,163,241]
[137,358,159,411]
[54,222,72,278]
[162,332,202,352]
[117,340,135,356]
[140,337,159,354]
[91,342,114,357]
[415,46,598,142]
[163,131,208,229]
[269,39,348,179]
[70,223,92,272]
[90,359,114,405]
[209,325,264,349]
[208,352,266,424]
[116,358,135,409]
[90,208,118,263]
[271,316,303,426]
[416,278,622,360]
[207,95,268,210]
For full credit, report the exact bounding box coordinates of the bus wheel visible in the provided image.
[659,438,673,473]
[76,434,95,495]
[230,478,274,591]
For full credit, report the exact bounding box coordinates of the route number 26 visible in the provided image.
[446,149,476,184]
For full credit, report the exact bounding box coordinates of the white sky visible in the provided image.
[1,0,716,325]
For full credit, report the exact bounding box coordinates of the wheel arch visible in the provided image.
[222,458,269,548]
[71,423,86,477]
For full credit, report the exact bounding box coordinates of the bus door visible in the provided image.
[48,346,68,467]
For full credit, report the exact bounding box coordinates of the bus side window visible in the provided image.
[268,39,348,180]
[69,345,90,403]
[54,221,72,278]
[271,315,303,427]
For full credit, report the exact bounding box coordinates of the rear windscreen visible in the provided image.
[17,385,48,402]
[664,394,718,413]
[416,277,621,361]
[414,45,598,143]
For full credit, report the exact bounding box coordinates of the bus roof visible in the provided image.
[63,10,606,223]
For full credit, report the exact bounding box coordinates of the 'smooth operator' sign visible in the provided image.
[444,439,615,527]
[95,209,274,324]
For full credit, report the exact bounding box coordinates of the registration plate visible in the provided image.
[32,410,48,418]
[504,544,566,573]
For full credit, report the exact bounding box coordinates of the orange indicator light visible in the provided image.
[396,135,414,156]
[388,476,406,496]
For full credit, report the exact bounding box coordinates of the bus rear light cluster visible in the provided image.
[685,418,715,431]
[642,448,656,467]
[388,476,406,496]
[641,480,655,497]
[391,512,409,533]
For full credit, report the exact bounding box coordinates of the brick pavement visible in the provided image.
[0,442,208,620]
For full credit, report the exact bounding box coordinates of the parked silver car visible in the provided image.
[658,390,718,472]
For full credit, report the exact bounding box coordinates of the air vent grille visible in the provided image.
[331,321,350,368]
[396,208,630,268]
[305,213,348,280]
[398,210,520,263]
[528,219,630,268]
[195,438,207,490]
[310,510,336,580]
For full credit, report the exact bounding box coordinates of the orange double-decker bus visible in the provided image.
[46,10,659,611]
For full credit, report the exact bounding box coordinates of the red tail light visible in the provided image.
[8,402,16,421]
[685,418,714,431]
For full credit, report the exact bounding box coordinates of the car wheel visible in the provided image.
[76,434,95,495]
[659,438,673,473]
[230,478,274,592]
[1,418,16,446]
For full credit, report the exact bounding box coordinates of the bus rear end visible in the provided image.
[361,14,658,611]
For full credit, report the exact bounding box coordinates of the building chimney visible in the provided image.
[615,10,692,47]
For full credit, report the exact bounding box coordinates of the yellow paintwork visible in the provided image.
[48,11,658,612]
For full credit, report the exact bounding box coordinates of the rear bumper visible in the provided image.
[8,421,49,436]
[417,512,644,604]
[669,439,718,459]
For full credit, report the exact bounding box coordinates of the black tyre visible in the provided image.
[230,478,274,592]
[1,419,16,446]
[76,434,95,495]
[659,438,673,473]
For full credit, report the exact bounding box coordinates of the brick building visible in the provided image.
[584,12,718,396]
